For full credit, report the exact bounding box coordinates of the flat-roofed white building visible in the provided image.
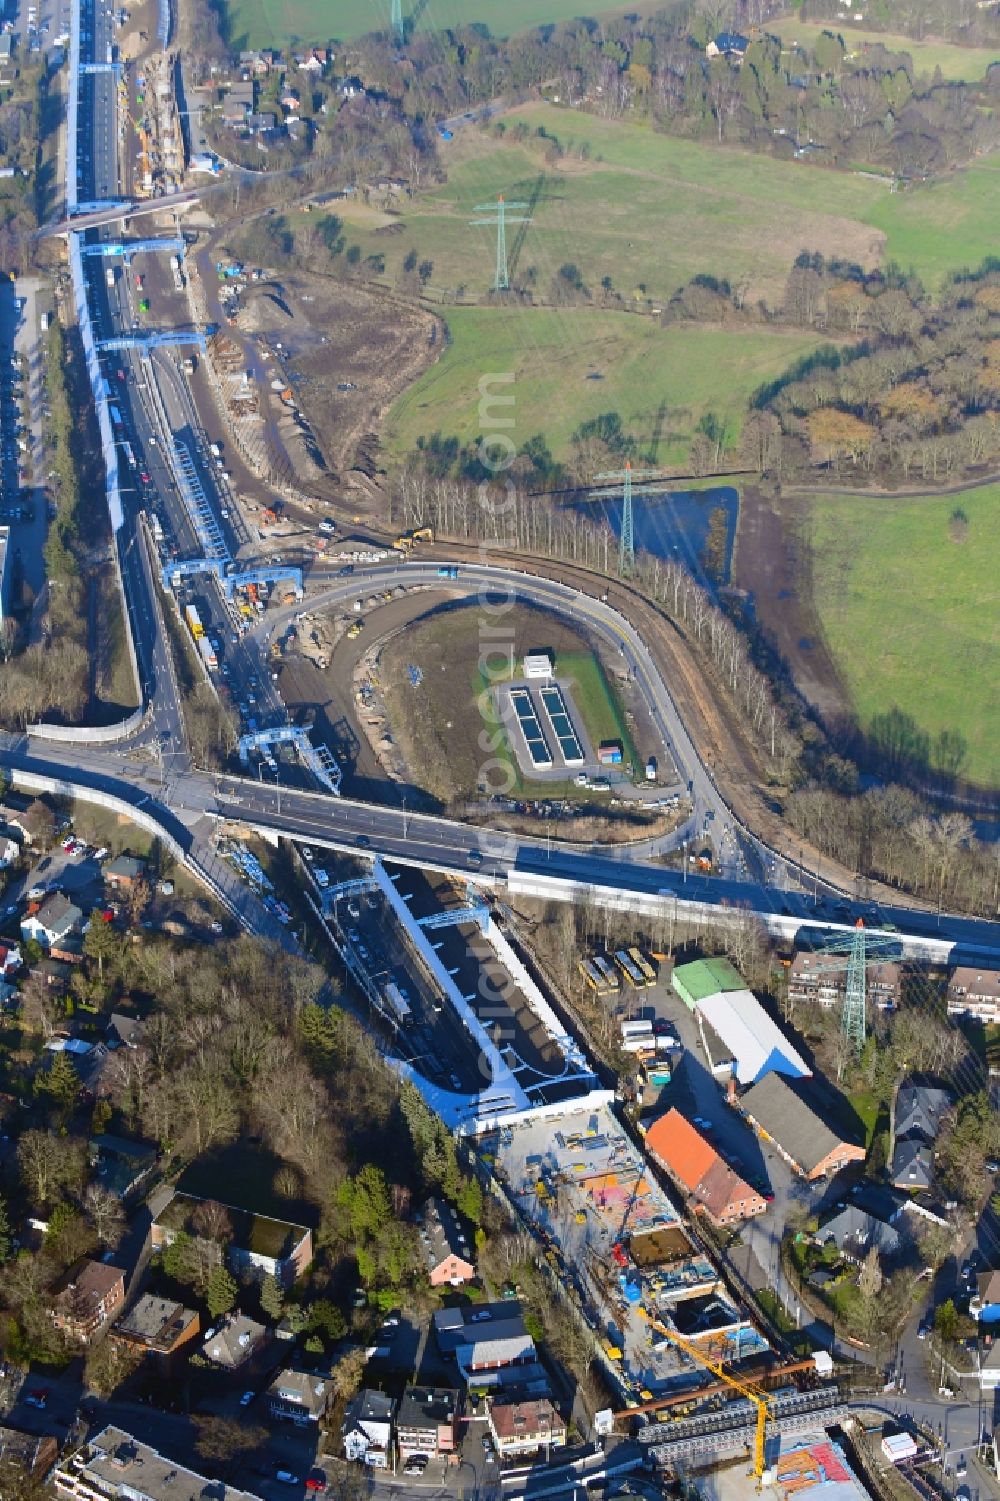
[523,651,553,679]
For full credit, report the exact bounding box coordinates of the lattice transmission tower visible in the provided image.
[470,196,531,292]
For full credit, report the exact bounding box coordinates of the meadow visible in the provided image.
[772,18,999,83]
[803,484,1000,789]
[223,0,653,48]
[335,104,1000,306]
[386,307,824,465]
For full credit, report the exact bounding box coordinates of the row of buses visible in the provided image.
[578,947,656,996]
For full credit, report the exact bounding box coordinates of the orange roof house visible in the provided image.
[645,1108,767,1226]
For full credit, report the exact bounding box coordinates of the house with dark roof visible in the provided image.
[487,1397,566,1459]
[89,1134,158,1200]
[104,854,146,890]
[107,1012,146,1050]
[114,1294,200,1370]
[21,892,83,951]
[890,1081,951,1193]
[740,1074,865,1181]
[343,1389,395,1467]
[51,1259,125,1342]
[707,31,749,58]
[396,1387,459,1460]
[816,1189,907,1262]
[421,1197,475,1286]
[433,1302,539,1386]
[645,1108,767,1225]
[203,1312,267,1369]
[267,1367,330,1425]
[0,1425,58,1480]
[151,1190,312,1286]
[948,965,1000,1025]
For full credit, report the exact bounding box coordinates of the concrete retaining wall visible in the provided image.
[27,706,145,744]
[9,767,186,860]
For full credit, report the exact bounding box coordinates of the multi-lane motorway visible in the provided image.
[16,0,1000,970]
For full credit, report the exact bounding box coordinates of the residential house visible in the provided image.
[89,1133,158,1200]
[0,941,21,976]
[267,1367,330,1426]
[421,1197,475,1286]
[0,1425,58,1480]
[338,76,364,99]
[706,31,749,58]
[645,1108,767,1226]
[51,1259,125,1342]
[44,1036,110,1095]
[342,1389,395,1467]
[889,1080,951,1193]
[948,965,1000,1026]
[740,1073,866,1181]
[114,1294,200,1370]
[487,1398,566,1460]
[787,952,901,1011]
[238,48,271,74]
[280,88,300,111]
[33,956,72,991]
[106,1011,146,1050]
[53,1427,267,1501]
[0,833,19,868]
[973,1271,1000,1323]
[0,797,53,847]
[433,1302,539,1386]
[151,1190,313,1285]
[202,1312,267,1369]
[816,1193,906,1262]
[247,111,278,134]
[21,892,83,952]
[104,853,146,891]
[221,79,254,127]
[396,1387,459,1461]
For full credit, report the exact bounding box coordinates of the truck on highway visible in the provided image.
[383,982,412,1027]
[198,636,218,670]
[105,266,115,289]
[169,254,184,291]
[184,604,204,639]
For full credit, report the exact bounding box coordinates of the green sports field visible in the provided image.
[804,485,1000,789]
[772,18,998,83]
[223,0,655,48]
[386,308,824,466]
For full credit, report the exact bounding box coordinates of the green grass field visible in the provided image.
[387,307,824,464]
[223,0,653,48]
[772,18,998,82]
[804,485,1000,789]
[331,103,1000,308]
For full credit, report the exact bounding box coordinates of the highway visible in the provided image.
[27,0,1000,969]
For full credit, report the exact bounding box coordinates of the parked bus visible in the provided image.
[630,947,657,986]
[614,949,645,988]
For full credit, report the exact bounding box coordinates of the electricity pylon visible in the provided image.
[795,920,901,1068]
[592,462,664,575]
[470,196,530,292]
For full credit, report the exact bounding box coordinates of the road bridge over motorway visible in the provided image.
[3,736,999,965]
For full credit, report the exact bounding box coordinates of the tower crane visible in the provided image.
[636,1310,774,1485]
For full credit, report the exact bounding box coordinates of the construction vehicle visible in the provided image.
[394,526,434,551]
[634,1312,772,1485]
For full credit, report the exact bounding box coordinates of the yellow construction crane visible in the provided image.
[637,1310,773,1486]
